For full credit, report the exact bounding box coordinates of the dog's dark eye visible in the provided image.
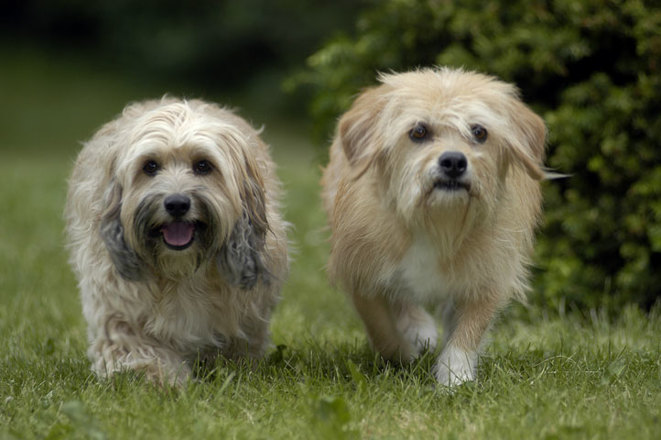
[471,125,488,143]
[409,123,430,143]
[142,160,160,176]
[193,159,213,175]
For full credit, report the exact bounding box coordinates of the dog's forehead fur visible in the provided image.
[113,100,257,181]
[376,68,519,140]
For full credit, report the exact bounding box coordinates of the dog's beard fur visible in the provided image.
[132,190,225,280]
[99,173,235,282]
[101,178,271,286]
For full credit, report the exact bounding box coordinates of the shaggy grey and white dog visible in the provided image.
[65,98,288,385]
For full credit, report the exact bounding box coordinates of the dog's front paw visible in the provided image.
[400,318,438,358]
[434,346,477,386]
[142,362,192,388]
[395,304,438,358]
[93,346,192,388]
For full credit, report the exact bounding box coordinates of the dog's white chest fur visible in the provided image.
[391,235,451,303]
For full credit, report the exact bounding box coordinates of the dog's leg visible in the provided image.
[440,299,458,346]
[224,318,271,364]
[351,293,419,363]
[393,301,438,357]
[435,294,499,386]
[90,318,191,387]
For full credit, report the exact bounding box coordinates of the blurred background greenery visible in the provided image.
[0,0,364,156]
[1,0,659,315]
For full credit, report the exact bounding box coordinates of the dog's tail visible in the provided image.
[543,168,570,180]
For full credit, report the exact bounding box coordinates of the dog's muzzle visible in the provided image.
[149,194,205,251]
[435,151,470,191]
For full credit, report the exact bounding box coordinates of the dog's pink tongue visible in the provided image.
[162,222,194,247]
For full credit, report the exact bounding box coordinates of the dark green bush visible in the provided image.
[291,0,661,312]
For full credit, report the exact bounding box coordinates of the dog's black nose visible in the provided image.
[164,194,191,217]
[439,152,468,179]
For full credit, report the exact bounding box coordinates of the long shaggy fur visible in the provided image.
[321,68,547,386]
[65,98,288,385]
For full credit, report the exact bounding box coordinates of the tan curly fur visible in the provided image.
[321,68,546,386]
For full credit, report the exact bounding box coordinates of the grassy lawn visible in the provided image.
[1,48,660,439]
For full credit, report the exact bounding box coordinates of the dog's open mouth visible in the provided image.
[158,222,197,250]
[434,179,470,192]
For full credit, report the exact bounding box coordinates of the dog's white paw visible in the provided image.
[434,346,477,386]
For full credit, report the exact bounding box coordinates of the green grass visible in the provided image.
[1,48,660,440]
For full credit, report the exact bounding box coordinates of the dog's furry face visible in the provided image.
[99,101,268,284]
[338,68,546,229]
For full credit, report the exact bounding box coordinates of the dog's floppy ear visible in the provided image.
[99,179,144,281]
[506,99,547,180]
[217,150,270,290]
[338,86,386,179]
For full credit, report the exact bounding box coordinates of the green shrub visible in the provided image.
[291,0,661,312]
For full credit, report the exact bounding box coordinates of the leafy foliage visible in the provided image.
[292,0,661,312]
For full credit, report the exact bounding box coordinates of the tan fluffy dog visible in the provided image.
[322,68,546,386]
[66,98,288,385]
